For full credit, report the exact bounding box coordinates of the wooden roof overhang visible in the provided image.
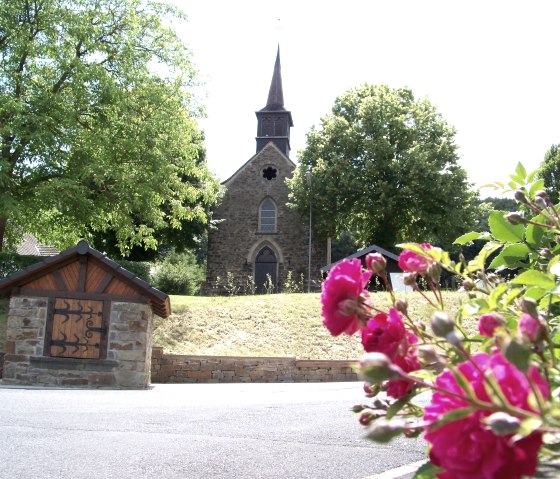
[0,240,171,318]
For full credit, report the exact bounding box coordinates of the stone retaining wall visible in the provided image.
[151,347,359,383]
[0,352,4,378]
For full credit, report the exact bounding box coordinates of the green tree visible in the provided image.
[538,144,560,203]
[0,0,220,253]
[288,84,478,250]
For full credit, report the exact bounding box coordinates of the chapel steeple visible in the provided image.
[255,46,293,156]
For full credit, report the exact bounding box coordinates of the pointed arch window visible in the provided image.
[259,198,277,233]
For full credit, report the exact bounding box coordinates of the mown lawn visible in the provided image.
[153,291,467,359]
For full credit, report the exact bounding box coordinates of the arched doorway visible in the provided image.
[255,246,277,294]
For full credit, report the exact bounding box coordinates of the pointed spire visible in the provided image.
[265,45,284,109]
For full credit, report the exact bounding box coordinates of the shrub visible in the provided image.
[114,259,152,283]
[152,251,204,295]
[322,163,560,478]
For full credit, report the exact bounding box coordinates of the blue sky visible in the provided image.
[171,1,560,197]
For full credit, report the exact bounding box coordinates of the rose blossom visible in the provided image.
[386,352,421,399]
[423,351,548,479]
[361,308,409,360]
[478,313,505,337]
[519,313,545,343]
[321,259,371,336]
[398,243,433,275]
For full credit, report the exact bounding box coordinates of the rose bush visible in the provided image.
[320,163,560,478]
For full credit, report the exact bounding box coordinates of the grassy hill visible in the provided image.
[153,291,465,359]
[0,291,467,359]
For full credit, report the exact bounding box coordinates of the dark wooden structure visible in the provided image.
[0,240,170,388]
[321,244,404,291]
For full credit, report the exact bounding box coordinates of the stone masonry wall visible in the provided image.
[151,347,359,383]
[2,297,153,389]
[203,144,326,294]
[108,302,153,388]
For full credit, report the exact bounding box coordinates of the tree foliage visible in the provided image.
[287,84,479,250]
[0,0,220,254]
[538,144,560,203]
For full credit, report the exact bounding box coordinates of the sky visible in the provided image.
[170,0,560,197]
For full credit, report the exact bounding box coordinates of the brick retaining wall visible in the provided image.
[151,347,359,383]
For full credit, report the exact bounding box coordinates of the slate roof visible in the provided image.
[16,234,59,256]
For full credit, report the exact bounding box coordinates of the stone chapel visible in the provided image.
[202,48,326,294]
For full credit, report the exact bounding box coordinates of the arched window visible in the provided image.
[259,198,276,232]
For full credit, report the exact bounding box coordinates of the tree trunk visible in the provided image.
[0,217,7,252]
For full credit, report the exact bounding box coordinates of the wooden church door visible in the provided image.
[255,247,277,293]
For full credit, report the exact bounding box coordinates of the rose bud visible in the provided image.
[366,418,404,443]
[365,253,387,275]
[519,297,538,318]
[506,212,525,225]
[395,299,408,315]
[430,311,455,338]
[513,189,528,204]
[359,352,401,384]
[519,313,545,343]
[478,313,505,337]
[485,412,521,436]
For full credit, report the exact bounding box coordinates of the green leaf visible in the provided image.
[525,218,545,248]
[386,392,415,420]
[453,231,490,245]
[550,255,560,276]
[489,282,509,309]
[509,174,524,185]
[504,339,531,372]
[489,210,525,242]
[413,462,444,479]
[511,270,556,289]
[428,407,476,432]
[512,417,542,442]
[515,162,527,180]
[462,298,490,316]
[473,240,503,270]
[524,286,547,301]
[396,243,425,254]
[488,243,530,269]
[529,179,545,196]
[504,286,524,307]
[527,169,538,183]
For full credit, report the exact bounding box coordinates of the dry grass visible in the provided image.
[0,291,470,358]
[153,291,467,359]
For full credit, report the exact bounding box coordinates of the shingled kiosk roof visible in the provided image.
[0,240,170,318]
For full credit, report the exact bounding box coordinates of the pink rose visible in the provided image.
[361,308,409,360]
[424,352,548,479]
[386,352,421,399]
[519,313,545,342]
[398,243,433,274]
[321,259,371,336]
[478,313,505,337]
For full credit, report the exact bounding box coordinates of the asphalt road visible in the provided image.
[0,382,425,479]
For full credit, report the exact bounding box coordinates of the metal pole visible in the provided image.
[306,170,312,293]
